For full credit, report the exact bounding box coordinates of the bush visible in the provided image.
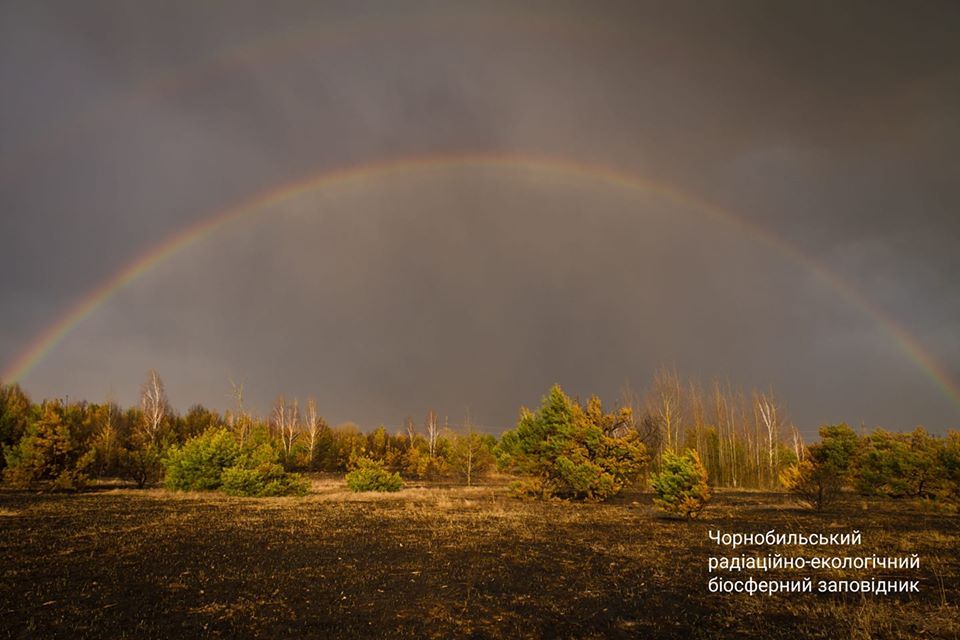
[164,428,240,491]
[497,385,647,500]
[345,456,403,492]
[508,476,550,499]
[781,459,843,511]
[220,443,308,497]
[651,449,711,518]
[221,464,308,497]
[120,441,164,489]
[165,429,308,497]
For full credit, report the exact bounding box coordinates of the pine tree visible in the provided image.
[651,449,711,518]
[3,400,95,490]
[498,385,647,500]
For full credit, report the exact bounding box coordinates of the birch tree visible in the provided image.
[139,369,169,446]
[790,425,805,463]
[425,409,439,458]
[754,390,782,487]
[649,367,684,458]
[227,378,251,448]
[450,429,494,486]
[272,395,300,459]
[450,414,494,486]
[304,398,326,469]
[404,416,416,445]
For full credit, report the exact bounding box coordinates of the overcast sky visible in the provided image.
[1,0,958,435]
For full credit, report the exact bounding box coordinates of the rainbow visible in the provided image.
[4,152,959,409]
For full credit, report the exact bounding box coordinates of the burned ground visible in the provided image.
[1,480,958,639]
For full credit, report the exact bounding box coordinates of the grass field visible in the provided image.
[1,478,958,639]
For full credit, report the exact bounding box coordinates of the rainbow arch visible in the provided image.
[4,152,959,409]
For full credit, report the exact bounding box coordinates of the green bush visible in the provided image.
[220,443,308,497]
[164,428,240,491]
[221,463,308,497]
[165,430,308,497]
[345,456,403,492]
[651,449,711,518]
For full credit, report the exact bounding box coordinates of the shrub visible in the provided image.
[165,429,309,497]
[221,463,308,497]
[651,449,711,518]
[781,459,843,511]
[782,448,849,512]
[345,456,403,492]
[120,440,164,489]
[497,385,647,500]
[220,443,308,497]
[163,428,240,491]
[508,476,550,499]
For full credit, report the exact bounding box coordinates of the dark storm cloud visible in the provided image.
[1,0,958,433]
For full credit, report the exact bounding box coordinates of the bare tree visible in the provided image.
[689,380,706,455]
[790,425,805,463]
[649,366,684,457]
[273,395,300,458]
[404,416,416,445]
[425,409,439,458]
[600,372,804,490]
[304,398,325,469]
[453,431,479,486]
[711,380,729,486]
[754,389,782,487]
[140,369,169,446]
[227,378,251,448]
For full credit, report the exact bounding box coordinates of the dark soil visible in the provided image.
[1,482,958,639]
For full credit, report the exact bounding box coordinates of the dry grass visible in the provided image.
[0,482,957,639]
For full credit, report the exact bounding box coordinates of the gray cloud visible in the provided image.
[1,0,958,434]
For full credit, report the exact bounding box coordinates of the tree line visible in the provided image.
[1,369,958,507]
[781,422,960,509]
[0,370,499,493]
